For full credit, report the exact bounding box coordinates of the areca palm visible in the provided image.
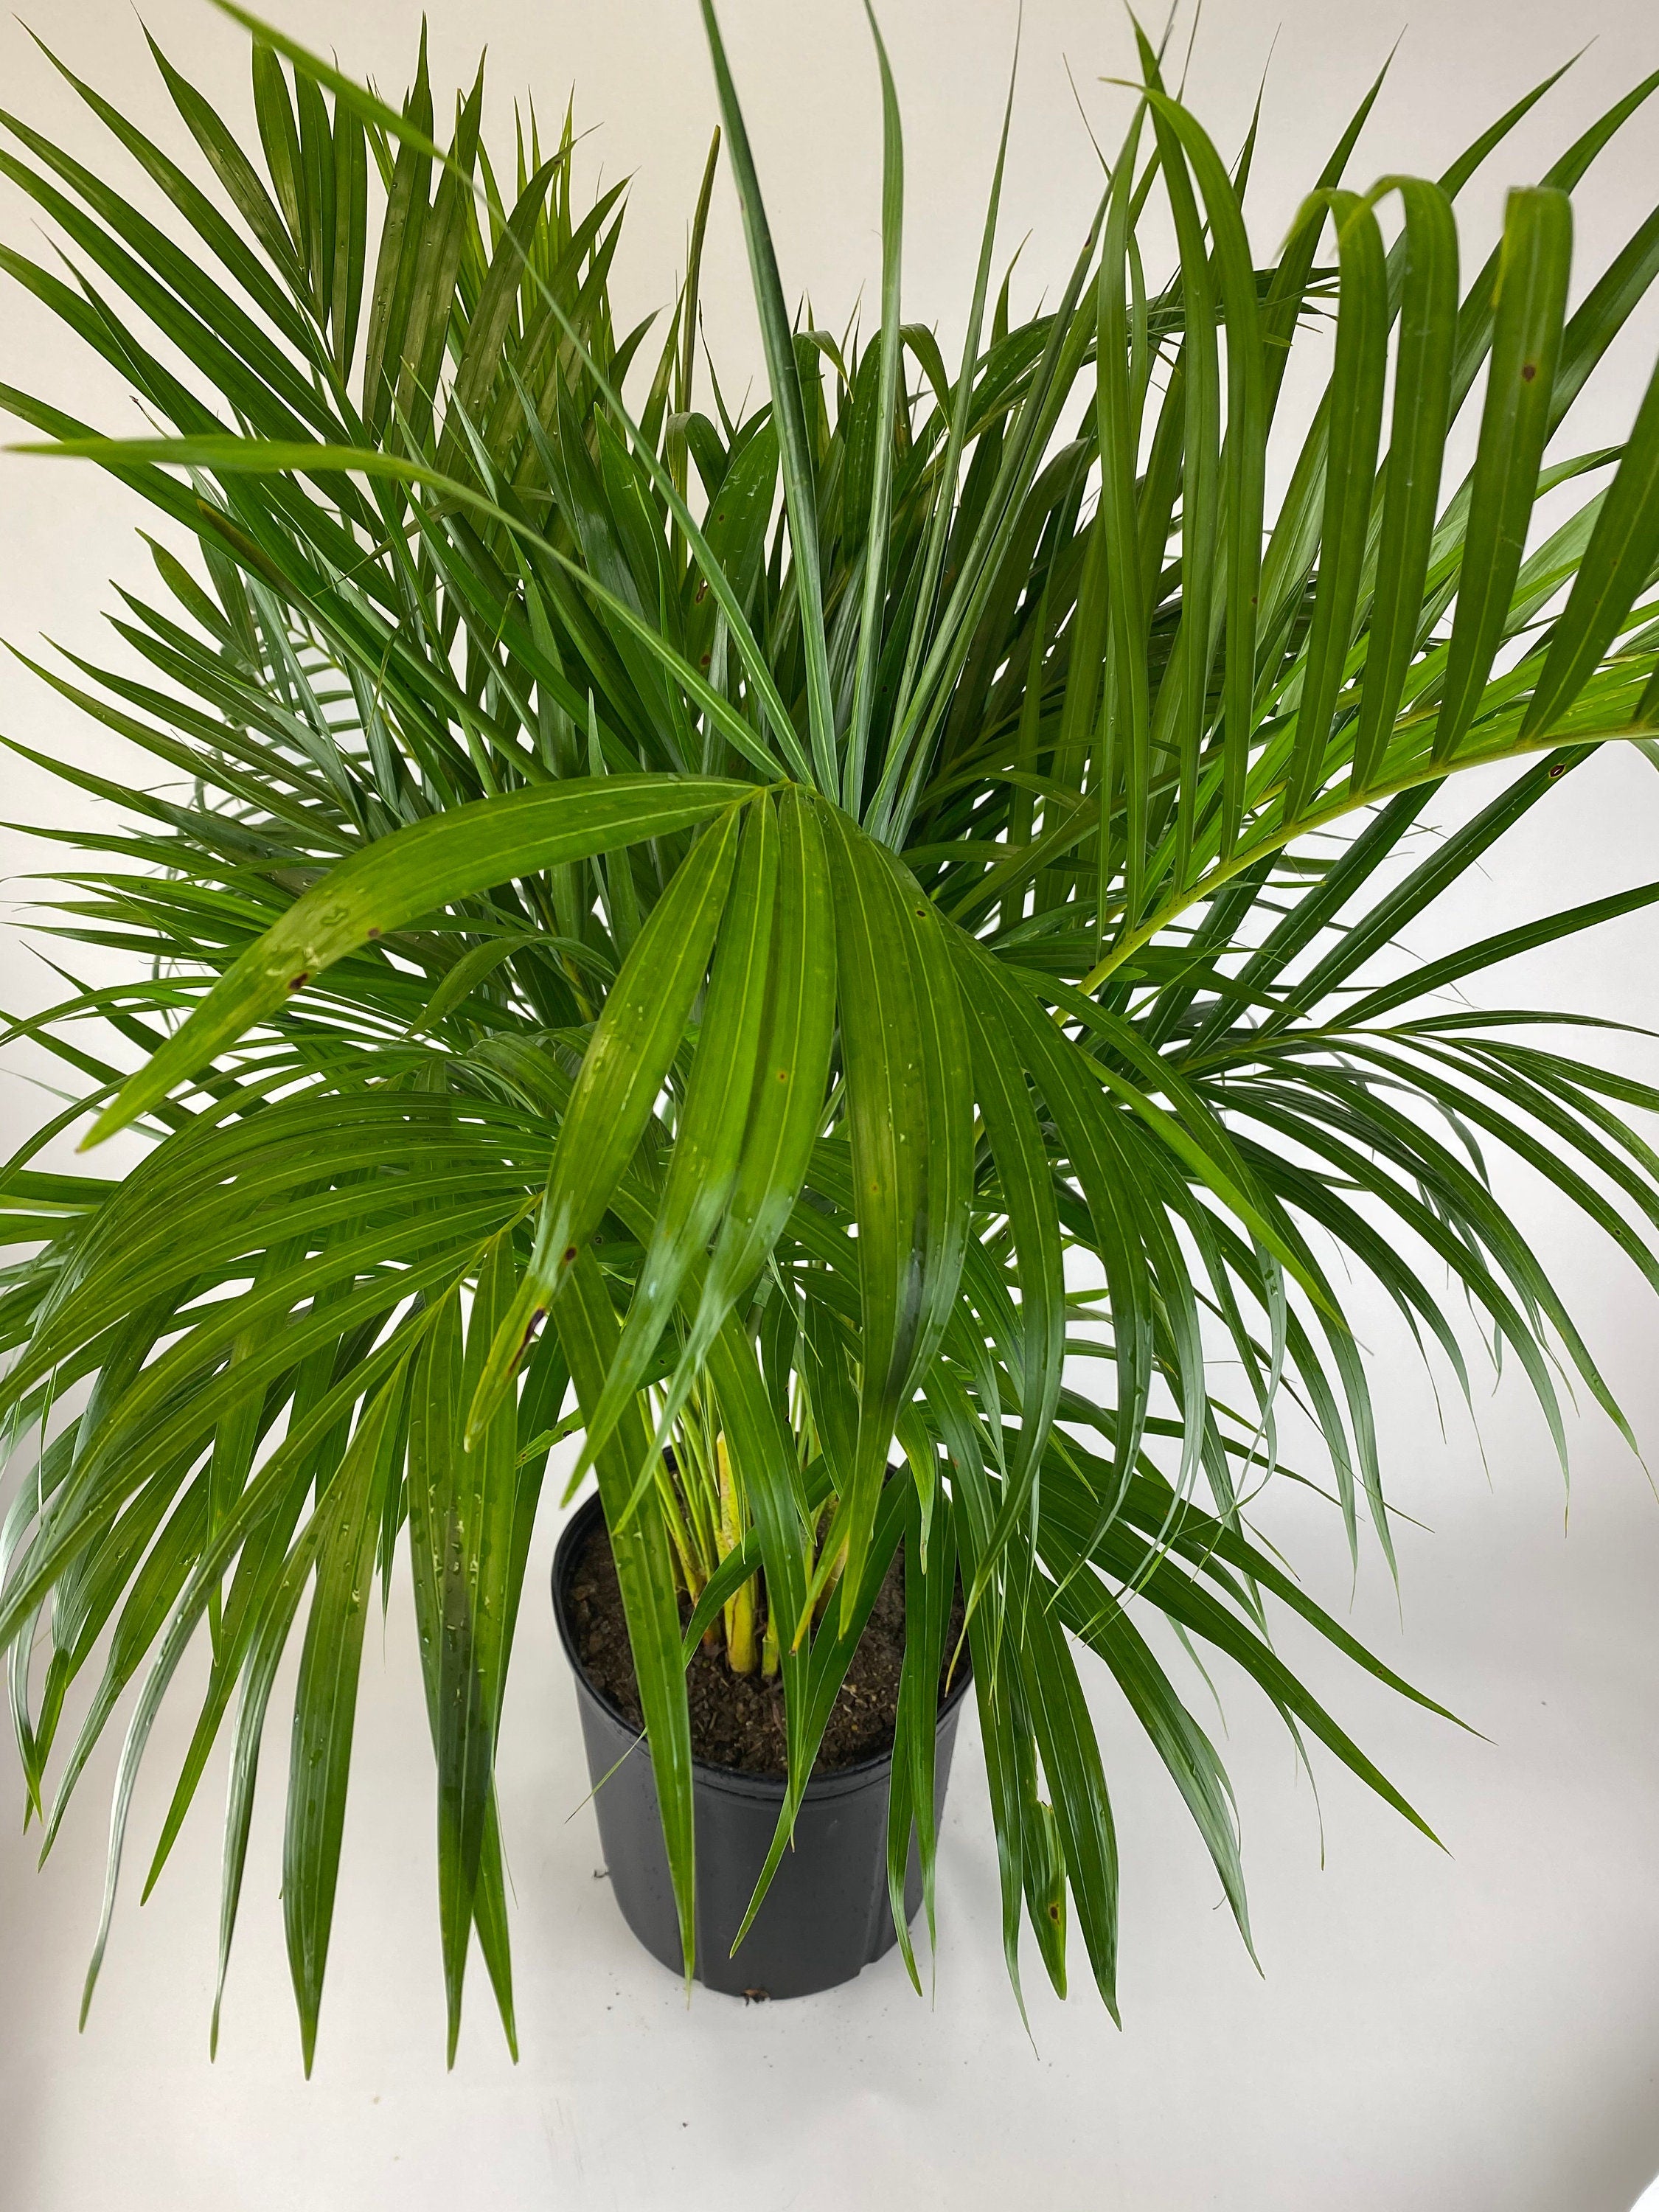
[4,1,1659,2067]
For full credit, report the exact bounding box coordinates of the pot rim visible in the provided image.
[552,1489,972,1803]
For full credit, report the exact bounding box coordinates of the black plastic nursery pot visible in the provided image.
[552,1492,970,2000]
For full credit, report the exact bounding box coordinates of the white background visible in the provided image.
[4,3,1659,2207]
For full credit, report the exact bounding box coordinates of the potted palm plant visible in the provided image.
[4,0,1659,2068]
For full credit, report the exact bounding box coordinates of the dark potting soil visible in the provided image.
[566,1517,967,1779]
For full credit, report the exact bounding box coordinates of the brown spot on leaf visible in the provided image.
[515,1309,546,1362]
[1521,362,1537,381]
[776,1068,790,1082]
[563,1245,578,1265]
[1548,762,1567,779]
[288,971,310,992]
[366,926,382,940]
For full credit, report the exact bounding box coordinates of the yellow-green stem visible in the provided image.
[715,1436,758,1675]
[1077,721,1647,997]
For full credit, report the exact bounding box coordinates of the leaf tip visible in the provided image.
[78,1098,128,1151]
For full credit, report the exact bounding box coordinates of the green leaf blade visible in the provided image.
[83,776,751,1146]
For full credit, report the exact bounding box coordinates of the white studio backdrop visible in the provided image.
[3,4,1659,2208]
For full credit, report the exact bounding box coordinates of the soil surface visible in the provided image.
[566,1517,967,1778]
